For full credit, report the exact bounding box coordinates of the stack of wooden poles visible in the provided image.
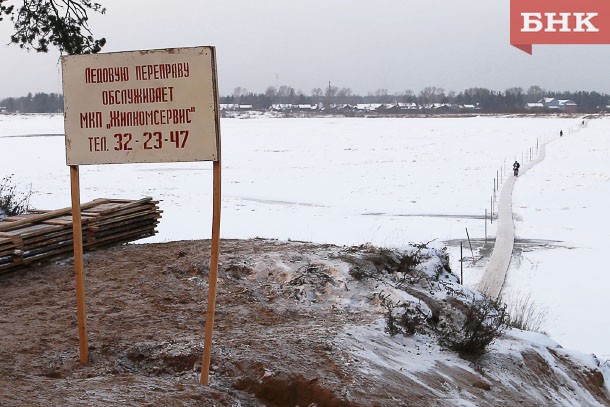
[0,197,161,274]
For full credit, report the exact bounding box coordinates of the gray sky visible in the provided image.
[2,0,610,99]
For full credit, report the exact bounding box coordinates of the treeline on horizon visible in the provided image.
[1,85,609,114]
[0,93,63,114]
[222,85,610,113]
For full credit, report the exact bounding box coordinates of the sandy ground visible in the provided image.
[1,239,608,406]
[0,239,397,406]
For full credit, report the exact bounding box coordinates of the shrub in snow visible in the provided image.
[351,242,462,339]
[0,175,31,220]
[379,293,428,336]
[438,296,508,360]
[346,244,422,281]
[347,242,455,285]
[348,241,509,360]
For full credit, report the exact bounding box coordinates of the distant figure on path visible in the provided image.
[560,129,563,137]
[513,161,520,177]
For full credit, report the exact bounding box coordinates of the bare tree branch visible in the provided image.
[0,0,106,54]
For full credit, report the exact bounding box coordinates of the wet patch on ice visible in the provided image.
[363,212,486,220]
[2,133,64,138]
[237,197,327,208]
[513,238,573,252]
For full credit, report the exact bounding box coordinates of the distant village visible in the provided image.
[218,84,609,116]
[220,97,582,116]
[0,86,608,115]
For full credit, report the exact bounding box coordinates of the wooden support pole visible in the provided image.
[490,196,493,224]
[70,165,89,365]
[484,209,487,245]
[201,160,221,385]
[465,227,475,264]
[460,242,463,284]
[201,46,222,386]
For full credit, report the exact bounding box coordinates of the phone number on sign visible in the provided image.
[88,130,189,152]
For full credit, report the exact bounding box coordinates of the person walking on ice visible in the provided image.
[513,160,520,177]
[560,129,563,137]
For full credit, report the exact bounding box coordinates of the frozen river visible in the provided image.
[1,113,607,359]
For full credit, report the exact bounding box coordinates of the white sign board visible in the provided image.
[62,46,219,165]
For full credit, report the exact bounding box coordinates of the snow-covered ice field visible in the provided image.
[508,118,610,361]
[1,113,606,360]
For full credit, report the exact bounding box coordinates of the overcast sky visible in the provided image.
[1,0,610,99]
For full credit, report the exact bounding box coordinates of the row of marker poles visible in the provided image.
[481,125,573,277]
[486,120,585,253]
[479,133,546,283]
[519,136,541,166]
[489,134,541,241]
[490,162,504,227]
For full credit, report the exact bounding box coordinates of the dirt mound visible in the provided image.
[0,239,608,406]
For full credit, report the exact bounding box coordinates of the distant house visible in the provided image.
[397,102,419,110]
[295,104,317,111]
[270,104,292,111]
[269,104,319,112]
[379,103,402,114]
[425,103,457,112]
[219,103,255,111]
[525,102,544,111]
[540,97,556,107]
[220,103,239,111]
[0,106,6,114]
[558,100,578,113]
[538,98,578,113]
[459,104,482,112]
[356,103,383,112]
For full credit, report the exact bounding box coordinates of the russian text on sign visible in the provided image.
[62,46,219,165]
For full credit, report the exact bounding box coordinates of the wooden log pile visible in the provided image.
[0,197,161,274]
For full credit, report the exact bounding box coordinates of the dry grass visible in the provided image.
[505,293,548,333]
[0,175,31,219]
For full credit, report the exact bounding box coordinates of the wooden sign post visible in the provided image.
[201,157,221,385]
[70,165,88,364]
[62,46,221,384]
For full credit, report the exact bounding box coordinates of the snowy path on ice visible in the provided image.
[478,127,563,299]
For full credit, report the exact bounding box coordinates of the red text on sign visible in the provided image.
[101,86,175,106]
[114,133,133,151]
[85,67,129,83]
[170,130,189,148]
[88,136,107,152]
[143,132,163,150]
[80,112,103,129]
[107,107,195,129]
[135,63,190,81]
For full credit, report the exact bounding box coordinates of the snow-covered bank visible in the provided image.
[1,238,608,406]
